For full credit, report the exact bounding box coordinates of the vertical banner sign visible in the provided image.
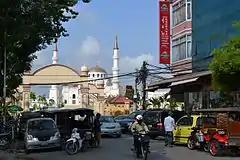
[159,1,170,64]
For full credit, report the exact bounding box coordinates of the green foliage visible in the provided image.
[30,92,36,101]
[149,97,163,108]
[209,34,240,91]
[49,99,55,106]
[0,0,79,97]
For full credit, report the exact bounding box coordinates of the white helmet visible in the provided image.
[136,115,143,120]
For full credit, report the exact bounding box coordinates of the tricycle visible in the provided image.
[42,108,97,150]
[195,107,240,156]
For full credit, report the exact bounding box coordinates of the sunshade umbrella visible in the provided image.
[8,105,23,112]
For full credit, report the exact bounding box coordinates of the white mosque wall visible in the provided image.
[61,85,80,105]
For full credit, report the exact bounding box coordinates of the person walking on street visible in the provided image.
[164,111,175,147]
[94,113,102,147]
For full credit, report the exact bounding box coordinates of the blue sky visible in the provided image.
[33,0,160,95]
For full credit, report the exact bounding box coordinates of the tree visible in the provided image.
[209,22,240,92]
[0,0,82,99]
[149,97,163,108]
[30,92,36,101]
[49,99,55,106]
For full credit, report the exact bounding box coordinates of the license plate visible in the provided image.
[41,142,48,146]
[148,125,152,128]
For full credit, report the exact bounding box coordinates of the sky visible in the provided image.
[32,0,160,95]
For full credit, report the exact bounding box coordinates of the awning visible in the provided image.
[147,71,211,91]
[169,78,198,86]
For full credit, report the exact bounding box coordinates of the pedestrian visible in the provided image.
[94,113,102,147]
[164,111,175,147]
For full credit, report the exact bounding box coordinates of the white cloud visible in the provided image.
[120,53,153,73]
[80,36,100,56]
[32,50,51,70]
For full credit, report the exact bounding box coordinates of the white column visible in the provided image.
[111,36,120,96]
[49,40,59,107]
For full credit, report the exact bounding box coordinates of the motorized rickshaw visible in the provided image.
[41,108,96,149]
[195,107,240,156]
[173,114,216,152]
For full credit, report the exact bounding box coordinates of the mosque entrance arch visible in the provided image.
[21,64,89,110]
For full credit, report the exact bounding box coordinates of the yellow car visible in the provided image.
[173,115,200,144]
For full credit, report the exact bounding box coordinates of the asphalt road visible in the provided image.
[1,135,239,160]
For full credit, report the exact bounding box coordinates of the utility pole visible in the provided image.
[133,68,139,111]
[3,9,8,124]
[141,61,148,110]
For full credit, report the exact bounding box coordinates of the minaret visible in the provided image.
[111,36,120,96]
[49,39,59,107]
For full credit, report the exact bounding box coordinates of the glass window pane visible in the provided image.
[187,41,192,57]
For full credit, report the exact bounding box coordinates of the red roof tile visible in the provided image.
[107,96,133,104]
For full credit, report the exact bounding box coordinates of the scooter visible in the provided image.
[133,131,150,160]
[187,127,209,152]
[65,128,88,155]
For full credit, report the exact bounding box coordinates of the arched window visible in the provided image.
[93,74,95,77]
[72,94,76,99]
[97,74,99,77]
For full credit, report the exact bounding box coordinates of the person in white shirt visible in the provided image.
[164,111,175,147]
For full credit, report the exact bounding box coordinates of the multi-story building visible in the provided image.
[171,0,192,75]
[192,0,240,72]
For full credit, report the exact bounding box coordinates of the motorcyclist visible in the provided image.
[131,115,149,157]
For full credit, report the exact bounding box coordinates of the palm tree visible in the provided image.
[30,92,36,101]
[37,95,47,110]
[149,97,164,108]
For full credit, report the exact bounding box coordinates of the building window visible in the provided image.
[92,74,95,77]
[97,74,99,77]
[172,34,192,62]
[186,0,192,20]
[72,94,76,99]
[187,34,192,57]
[64,100,67,104]
[172,0,186,26]
[72,100,76,104]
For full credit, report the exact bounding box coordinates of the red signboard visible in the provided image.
[159,1,170,64]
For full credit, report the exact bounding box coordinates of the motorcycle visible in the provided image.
[133,131,150,160]
[187,127,209,152]
[64,128,88,155]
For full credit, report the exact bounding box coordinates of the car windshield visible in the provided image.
[128,111,144,119]
[28,119,56,131]
[144,111,159,122]
[100,116,115,123]
[115,116,128,120]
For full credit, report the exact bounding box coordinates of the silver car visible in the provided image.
[100,116,122,138]
[24,118,61,153]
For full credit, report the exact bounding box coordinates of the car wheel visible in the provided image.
[187,138,195,150]
[210,140,221,156]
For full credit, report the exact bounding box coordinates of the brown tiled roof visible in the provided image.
[107,96,133,104]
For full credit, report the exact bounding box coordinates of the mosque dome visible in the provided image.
[81,65,89,72]
[89,65,107,73]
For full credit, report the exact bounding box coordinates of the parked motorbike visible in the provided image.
[187,127,209,152]
[133,131,150,160]
[64,128,88,155]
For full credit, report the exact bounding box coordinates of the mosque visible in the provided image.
[47,36,122,108]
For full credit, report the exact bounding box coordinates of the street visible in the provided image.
[1,135,239,160]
